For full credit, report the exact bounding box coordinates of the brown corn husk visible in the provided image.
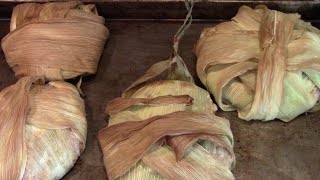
[195,6,320,121]
[1,1,109,81]
[0,76,87,179]
[98,1,235,179]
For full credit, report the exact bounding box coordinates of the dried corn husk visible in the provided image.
[1,1,109,81]
[0,76,87,179]
[195,6,320,121]
[98,1,235,179]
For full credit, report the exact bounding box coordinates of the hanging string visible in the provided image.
[167,0,194,83]
[172,0,194,57]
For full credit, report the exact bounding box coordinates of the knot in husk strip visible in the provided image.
[195,5,320,121]
[98,1,235,179]
[0,76,87,179]
[1,1,109,81]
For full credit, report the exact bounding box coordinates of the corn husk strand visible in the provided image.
[195,6,320,121]
[1,1,109,81]
[0,76,87,179]
[98,1,235,179]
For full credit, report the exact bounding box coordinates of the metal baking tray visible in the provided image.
[0,0,319,179]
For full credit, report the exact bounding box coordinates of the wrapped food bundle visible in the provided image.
[99,2,235,179]
[1,1,109,81]
[0,77,86,179]
[195,6,320,121]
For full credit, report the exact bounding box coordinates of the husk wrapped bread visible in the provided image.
[99,2,235,179]
[195,6,320,121]
[1,1,109,81]
[0,77,86,179]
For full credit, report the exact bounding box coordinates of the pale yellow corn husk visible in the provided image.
[98,2,235,179]
[1,1,109,81]
[195,5,320,121]
[101,80,235,180]
[0,77,87,179]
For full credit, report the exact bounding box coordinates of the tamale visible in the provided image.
[0,77,86,179]
[1,1,109,81]
[195,6,320,121]
[98,1,235,179]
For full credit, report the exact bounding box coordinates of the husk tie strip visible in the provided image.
[195,6,320,121]
[99,1,235,179]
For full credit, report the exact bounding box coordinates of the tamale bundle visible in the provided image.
[0,76,86,179]
[195,6,320,121]
[1,1,109,81]
[99,1,235,179]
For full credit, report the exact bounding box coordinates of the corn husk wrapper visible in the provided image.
[0,76,87,179]
[99,2,235,179]
[1,1,109,81]
[195,6,320,121]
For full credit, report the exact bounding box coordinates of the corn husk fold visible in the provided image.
[0,76,87,179]
[98,1,235,179]
[1,1,109,81]
[195,6,320,121]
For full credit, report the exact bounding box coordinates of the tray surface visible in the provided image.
[0,19,320,180]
